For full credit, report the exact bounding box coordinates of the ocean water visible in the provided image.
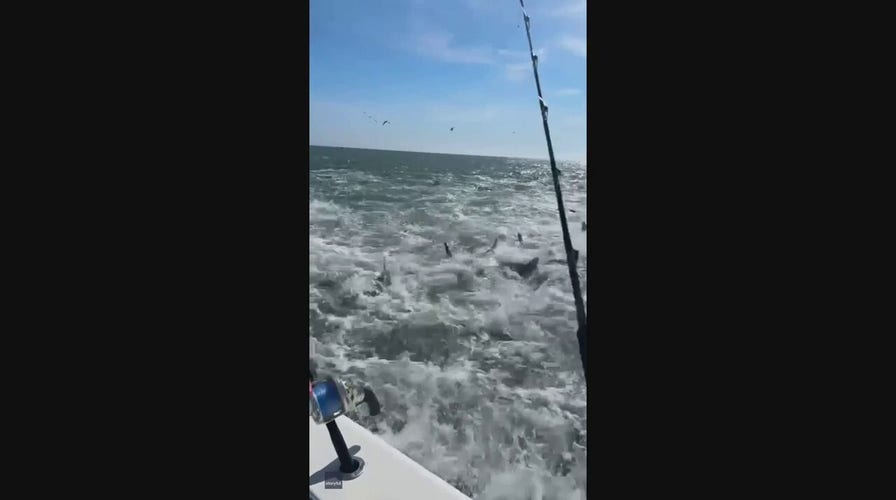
[309,145,587,499]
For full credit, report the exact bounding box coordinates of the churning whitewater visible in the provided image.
[309,145,587,500]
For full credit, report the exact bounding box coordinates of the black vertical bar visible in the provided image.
[326,421,358,473]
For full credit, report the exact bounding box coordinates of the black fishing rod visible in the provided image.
[517,0,587,381]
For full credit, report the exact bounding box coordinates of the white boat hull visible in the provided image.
[309,415,471,499]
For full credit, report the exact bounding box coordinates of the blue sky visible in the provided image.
[310,0,586,162]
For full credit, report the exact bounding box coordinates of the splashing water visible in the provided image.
[310,145,587,499]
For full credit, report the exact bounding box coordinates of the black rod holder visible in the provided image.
[325,421,359,473]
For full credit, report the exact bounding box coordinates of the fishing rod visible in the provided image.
[517,0,588,381]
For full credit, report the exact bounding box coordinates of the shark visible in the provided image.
[364,232,578,298]
[443,241,540,279]
[363,257,392,297]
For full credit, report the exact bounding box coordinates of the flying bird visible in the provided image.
[449,127,454,131]
[382,120,390,126]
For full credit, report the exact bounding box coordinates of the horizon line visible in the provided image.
[309,143,585,165]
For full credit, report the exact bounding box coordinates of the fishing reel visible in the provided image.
[309,377,382,425]
[309,375,382,478]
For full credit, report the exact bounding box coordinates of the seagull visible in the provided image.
[382,120,390,126]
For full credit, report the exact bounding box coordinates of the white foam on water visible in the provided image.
[310,150,587,499]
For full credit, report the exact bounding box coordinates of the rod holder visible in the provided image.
[325,421,363,476]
